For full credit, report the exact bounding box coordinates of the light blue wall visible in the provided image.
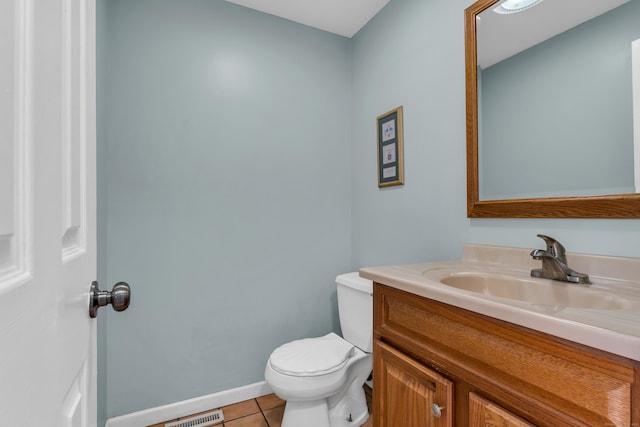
[351,0,640,270]
[351,0,471,268]
[99,0,640,423]
[101,0,351,418]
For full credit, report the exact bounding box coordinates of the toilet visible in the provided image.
[264,272,373,427]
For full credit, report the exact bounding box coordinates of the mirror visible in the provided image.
[465,0,640,218]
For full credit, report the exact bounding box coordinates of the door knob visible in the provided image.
[89,281,131,318]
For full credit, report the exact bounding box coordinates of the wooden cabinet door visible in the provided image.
[374,340,454,427]
[469,393,535,427]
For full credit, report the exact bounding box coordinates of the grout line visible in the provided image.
[260,410,269,427]
[219,397,282,427]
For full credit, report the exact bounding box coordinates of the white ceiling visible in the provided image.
[223,0,631,62]
[224,0,390,38]
[477,0,630,69]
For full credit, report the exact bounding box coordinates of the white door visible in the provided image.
[1,0,98,426]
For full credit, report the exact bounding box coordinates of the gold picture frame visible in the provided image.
[377,106,404,188]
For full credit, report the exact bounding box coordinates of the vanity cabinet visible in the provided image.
[468,393,533,427]
[373,283,640,426]
[375,339,453,426]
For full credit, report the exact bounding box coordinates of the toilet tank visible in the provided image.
[336,272,373,353]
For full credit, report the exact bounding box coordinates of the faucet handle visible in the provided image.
[536,234,567,262]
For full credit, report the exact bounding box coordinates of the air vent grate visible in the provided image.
[165,409,224,427]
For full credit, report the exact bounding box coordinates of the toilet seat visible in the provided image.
[269,333,355,377]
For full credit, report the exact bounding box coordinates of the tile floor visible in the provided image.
[148,385,373,427]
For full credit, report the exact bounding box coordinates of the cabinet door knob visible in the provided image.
[431,403,444,418]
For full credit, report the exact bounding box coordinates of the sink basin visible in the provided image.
[438,273,636,310]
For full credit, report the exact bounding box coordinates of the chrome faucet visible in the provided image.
[530,234,590,285]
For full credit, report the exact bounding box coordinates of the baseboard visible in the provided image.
[104,381,273,427]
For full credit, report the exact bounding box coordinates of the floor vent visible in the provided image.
[165,409,224,427]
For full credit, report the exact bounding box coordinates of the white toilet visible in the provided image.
[264,272,373,427]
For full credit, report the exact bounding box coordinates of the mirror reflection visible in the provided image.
[476,0,640,200]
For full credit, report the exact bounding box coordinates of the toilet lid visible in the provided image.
[269,333,355,377]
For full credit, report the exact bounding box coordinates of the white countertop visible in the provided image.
[360,244,640,362]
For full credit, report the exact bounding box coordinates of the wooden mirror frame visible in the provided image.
[465,0,640,218]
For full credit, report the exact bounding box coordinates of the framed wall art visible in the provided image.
[377,106,404,188]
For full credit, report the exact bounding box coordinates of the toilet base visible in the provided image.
[328,379,369,427]
[281,400,331,427]
[280,381,369,427]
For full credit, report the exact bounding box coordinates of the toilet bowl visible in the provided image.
[264,273,373,427]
